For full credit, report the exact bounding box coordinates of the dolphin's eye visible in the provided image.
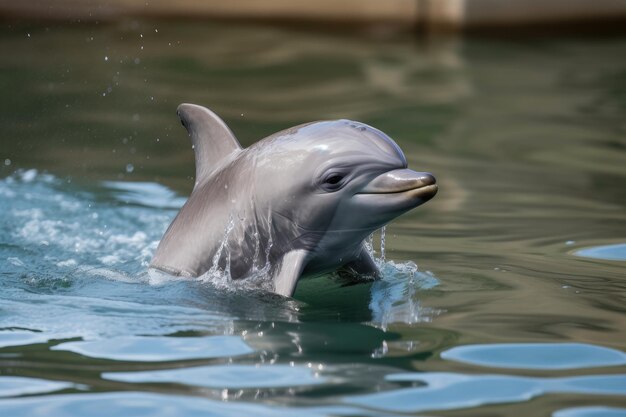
[320,172,348,192]
[325,175,343,185]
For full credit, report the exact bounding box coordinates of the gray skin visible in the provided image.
[150,103,438,297]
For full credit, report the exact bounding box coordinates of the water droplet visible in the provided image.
[4,158,11,166]
[27,33,31,38]
[126,164,134,173]
[104,56,108,61]
[565,240,576,245]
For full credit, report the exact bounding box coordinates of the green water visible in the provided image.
[1,20,625,416]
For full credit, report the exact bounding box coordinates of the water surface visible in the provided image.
[1,20,625,416]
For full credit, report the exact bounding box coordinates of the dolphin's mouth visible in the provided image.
[358,169,438,200]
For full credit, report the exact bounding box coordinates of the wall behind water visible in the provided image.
[1,0,626,33]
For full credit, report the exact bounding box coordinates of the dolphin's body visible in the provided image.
[150,104,437,296]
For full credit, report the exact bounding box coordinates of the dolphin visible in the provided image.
[150,104,437,297]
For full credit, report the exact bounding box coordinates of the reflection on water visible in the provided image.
[52,335,254,362]
[441,342,626,370]
[103,364,327,388]
[1,19,626,416]
[0,330,51,348]
[349,372,626,413]
[0,377,72,398]
[574,243,626,261]
[0,391,437,417]
[554,407,626,417]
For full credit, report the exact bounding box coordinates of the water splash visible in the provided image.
[364,232,374,255]
[364,226,386,263]
[205,214,236,281]
[334,225,439,330]
[369,260,440,330]
[361,225,438,330]
[1,170,167,278]
[379,226,386,263]
[197,212,277,293]
[251,211,274,278]
[1,169,438,331]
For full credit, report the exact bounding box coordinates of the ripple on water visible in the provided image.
[440,343,626,370]
[553,407,626,417]
[0,376,73,398]
[10,172,624,414]
[0,330,51,348]
[103,364,326,389]
[345,372,626,414]
[573,243,626,261]
[0,392,394,417]
[52,335,254,362]
[0,392,307,417]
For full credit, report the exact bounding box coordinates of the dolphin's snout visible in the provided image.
[360,169,437,196]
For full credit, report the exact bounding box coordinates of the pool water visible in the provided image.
[1,20,625,416]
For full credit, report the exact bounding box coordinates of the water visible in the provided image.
[1,20,626,416]
[575,243,626,262]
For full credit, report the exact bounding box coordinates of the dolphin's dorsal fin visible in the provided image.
[177,103,242,183]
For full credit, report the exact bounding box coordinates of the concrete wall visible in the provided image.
[464,0,626,26]
[0,0,418,25]
[1,0,625,31]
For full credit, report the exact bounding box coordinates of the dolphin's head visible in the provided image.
[253,120,437,252]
